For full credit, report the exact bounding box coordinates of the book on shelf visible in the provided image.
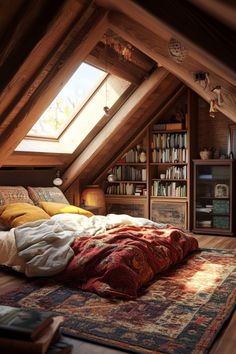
[0,305,53,341]
[0,315,64,354]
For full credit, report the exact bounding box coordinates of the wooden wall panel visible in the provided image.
[0,169,56,187]
[197,97,233,157]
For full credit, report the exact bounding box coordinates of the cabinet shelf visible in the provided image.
[152,129,187,134]
[150,162,187,166]
[108,180,146,183]
[152,178,187,182]
[115,162,146,166]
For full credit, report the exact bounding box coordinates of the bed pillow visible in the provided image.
[27,186,69,206]
[0,186,33,206]
[39,201,94,218]
[0,203,50,228]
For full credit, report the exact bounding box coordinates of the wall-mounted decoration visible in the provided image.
[168,38,187,63]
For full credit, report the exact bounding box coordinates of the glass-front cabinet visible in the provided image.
[193,160,234,235]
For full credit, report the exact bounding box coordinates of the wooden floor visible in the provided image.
[0,234,236,354]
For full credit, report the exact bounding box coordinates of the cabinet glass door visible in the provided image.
[194,163,231,232]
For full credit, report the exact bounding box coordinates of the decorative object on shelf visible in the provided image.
[107,174,116,183]
[214,184,229,198]
[81,185,106,215]
[199,148,212,160]
[126,183,134,195]
[139,151,146,163]
[52,170,63,186]
[168,38,187,63]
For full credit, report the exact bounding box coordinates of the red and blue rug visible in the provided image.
[1,248,236,354]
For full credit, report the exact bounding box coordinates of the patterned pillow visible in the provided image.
[27,186,69,206]
[0,186,33,206]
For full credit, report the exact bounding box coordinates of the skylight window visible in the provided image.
[16,63,131,154]
[28,63,107,139]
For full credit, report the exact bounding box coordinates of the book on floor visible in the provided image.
[0,305,53,340]
[46,334,73,354]
[0,315,64,354]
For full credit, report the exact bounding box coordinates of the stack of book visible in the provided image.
[0,305,73,354]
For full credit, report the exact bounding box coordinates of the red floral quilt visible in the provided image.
[62,225,198,299]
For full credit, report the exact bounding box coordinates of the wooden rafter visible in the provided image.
[108,11,236,122]
[0,6,109,167]
[97,0,236,85]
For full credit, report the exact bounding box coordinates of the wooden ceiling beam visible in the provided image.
[98,0,236,85]
[108,11,236,123]
[87,42,144,84]
[0,7,109,167]
[188,0,236,30]
[62,67,169,190]
[134,0,236,84]
[5,153,67,167]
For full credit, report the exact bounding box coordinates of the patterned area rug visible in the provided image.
[1,248,236,354]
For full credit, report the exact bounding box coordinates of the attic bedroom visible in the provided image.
[0,1,235,354]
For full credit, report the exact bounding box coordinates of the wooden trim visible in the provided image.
[5,153,68,167]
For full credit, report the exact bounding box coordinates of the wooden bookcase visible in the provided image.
[193,159,235,235]
[104,133,149,218]
[98,89,198,229]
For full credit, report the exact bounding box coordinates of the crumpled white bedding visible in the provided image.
[1,213,166,278]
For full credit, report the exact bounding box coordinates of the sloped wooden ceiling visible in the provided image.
[0,0,235,192]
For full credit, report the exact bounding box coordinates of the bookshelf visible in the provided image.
[101,89,198,228]
[105,133,149,217]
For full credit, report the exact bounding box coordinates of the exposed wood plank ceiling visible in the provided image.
[0,0,235,191]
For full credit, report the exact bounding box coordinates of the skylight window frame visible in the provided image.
[27,63,108,140]
[16,74,131,154]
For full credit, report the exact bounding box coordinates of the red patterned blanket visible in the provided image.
[61,224,198,299]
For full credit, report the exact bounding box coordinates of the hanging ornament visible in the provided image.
[209,99,218,118]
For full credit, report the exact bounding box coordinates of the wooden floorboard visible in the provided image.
[0,234,235,354]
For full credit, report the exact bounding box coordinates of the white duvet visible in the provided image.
[0,213,165,278]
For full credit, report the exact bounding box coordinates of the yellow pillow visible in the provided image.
[39,202,94,218]
[0,203,50,228]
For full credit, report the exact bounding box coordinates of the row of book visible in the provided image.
[151,132,187,150]
[120,147,146,163]
[111,166,147,181]
[0,305,72,354]
[106,183,146,196]
[152,181,187,197]
[156,165,187,180]
[152,148,188,163]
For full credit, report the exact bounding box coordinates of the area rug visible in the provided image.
[1,248,236,354]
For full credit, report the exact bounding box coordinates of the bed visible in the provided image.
[0,185,198,299]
